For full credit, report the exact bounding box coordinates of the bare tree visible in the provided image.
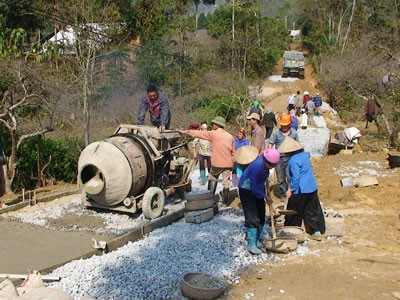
[55,1,121,145]
[0,60,53,193]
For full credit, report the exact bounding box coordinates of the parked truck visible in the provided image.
[282,51,305,79]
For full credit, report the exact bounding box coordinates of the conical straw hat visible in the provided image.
[278,136,304,153]
[234,145,259,165]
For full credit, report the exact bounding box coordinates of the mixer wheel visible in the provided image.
[142,187,165,219]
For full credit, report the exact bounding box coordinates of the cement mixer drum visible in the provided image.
[78,136,149,206]
[78,124,193,218]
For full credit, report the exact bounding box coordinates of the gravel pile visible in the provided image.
[12,106,336,299]
[332,161,395,178]
[49,209,287,300]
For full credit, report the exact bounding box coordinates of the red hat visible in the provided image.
[188,123,200,130]
[238,127,246,136]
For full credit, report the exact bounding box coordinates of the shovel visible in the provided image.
[276,200,297,216]
[264,201,285,251]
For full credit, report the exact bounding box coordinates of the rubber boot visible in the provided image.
[222,188,230,206]
[208,179,217,195]
[232,173,238,187]
[200,170,207,185]
[256,224,264,249]
[246,228,261,255]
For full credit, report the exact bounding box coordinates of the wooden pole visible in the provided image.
[0,274,61,281]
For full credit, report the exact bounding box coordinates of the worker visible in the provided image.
[302,90,311,107]
[179,116,234,206]
[287,93,296,112]
[278,137,326,241]
[300,108,308,129]
[290,110,298,130]
[313,93,322,116]
[305,97,315,126]
[364,97,381,129]
[238,148,280,254]
[249,100,263,120]
[247,113,264,154]
[294,91,302,116]
[137,85,171,131]
[192,122,212,185]
[268,113,298,201]
[232,128,250,187]
[262,107,277,139]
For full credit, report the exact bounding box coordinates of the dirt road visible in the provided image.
[0,55,399,299]
[226,65,400,299]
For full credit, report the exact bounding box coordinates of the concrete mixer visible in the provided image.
[78,125,194,219]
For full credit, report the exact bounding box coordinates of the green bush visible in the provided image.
[195,93,239,123]
[15,136,84,190]
[247,46,280,78]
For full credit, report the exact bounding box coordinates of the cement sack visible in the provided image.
[19,287,73,300]
[20,271,46,289]
[324,209,345,237]
[0,290,21,300]
[0,279,19,297]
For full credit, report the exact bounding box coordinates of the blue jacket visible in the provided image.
[314,96,322,107]
[290,116,299,130]
[288,150,318,194]
[238,155,269,199]
[234,137,250,150]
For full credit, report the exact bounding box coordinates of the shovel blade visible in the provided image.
[265,238,285,249]
[265,239,298,253]
[277,209,297,216]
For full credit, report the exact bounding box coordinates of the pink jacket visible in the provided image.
[185,128,235,168]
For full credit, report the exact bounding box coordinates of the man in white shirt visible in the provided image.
[287,94,296,112]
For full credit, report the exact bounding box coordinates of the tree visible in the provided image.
[208,3,287,79]
[0,17,27,58]
[0,0,42,31]
[52,0,121,145]
[192,0,216,30]
[0,59,53,193]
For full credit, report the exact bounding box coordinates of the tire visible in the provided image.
[185,199,214,211]
[142,187,165,219]
[184,190,213,202]
[282,68,289,78]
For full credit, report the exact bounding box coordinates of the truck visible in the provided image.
[282,51,305,79]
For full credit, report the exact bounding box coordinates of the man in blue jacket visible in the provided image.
[137,85,171,131]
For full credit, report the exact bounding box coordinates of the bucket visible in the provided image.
[340,177,354,188]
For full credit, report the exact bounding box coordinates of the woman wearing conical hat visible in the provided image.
[236,148,280,254]
[278,137,325,241]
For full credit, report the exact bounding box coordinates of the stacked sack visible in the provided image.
[184,191,216,224]
[0,270,80,300]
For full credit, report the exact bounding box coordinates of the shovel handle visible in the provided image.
[268,201,277,239]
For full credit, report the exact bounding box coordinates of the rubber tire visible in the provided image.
[142,187,165,219]
[185,199,214,211]
[184,190,213,202]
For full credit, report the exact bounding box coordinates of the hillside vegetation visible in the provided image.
[0,0,399,193]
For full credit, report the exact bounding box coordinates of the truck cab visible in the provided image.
[282,51,305,79]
